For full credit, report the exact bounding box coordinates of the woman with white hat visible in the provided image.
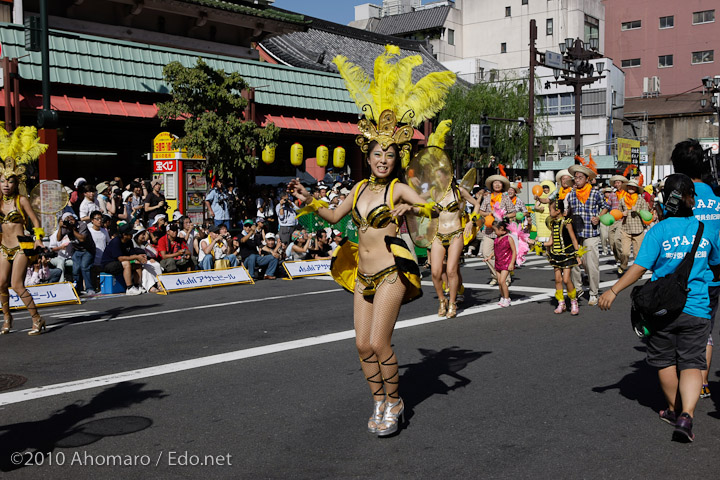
[479,175,516,285]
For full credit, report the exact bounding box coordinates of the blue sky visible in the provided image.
[271,1,433,25]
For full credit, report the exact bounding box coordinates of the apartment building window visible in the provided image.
[621,58,641,68]
[658,54,673,67]
[581,90,606,117]
[692,50,714,64]
[448,28,455,46]
[584,15,599,43]
[659,15,674,29]
[501,42,507,53]
[506,6,511,17]
[692,10,715,24]
[621,20,642,30]
[540,93,575,116]
[546,18,553,35]
[522,0,528,4]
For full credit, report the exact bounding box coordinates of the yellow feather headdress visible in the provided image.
[0,123,49,194]
[332,45,456,156]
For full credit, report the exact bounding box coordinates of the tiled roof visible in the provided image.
[624,92,709,118]
[0,22,357,114]
[373,6,451,35]
[259,16,456,83]
[176,0,308,24]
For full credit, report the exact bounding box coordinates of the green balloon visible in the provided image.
[516,212,524,221]
[638,210,653,222]
[600,213,615,226]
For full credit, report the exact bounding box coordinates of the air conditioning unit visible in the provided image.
[642,76,661,97]
[545,153,559,162]
[558,142,572,156]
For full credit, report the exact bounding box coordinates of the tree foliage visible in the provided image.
[157,58,280,178]
[438,72,550,173]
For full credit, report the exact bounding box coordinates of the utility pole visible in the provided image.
[528,20,536,182]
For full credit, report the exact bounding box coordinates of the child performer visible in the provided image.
[490,220,516,307]
[543,200,582,315]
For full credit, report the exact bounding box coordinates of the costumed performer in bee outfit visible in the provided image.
[288,45,455,437]
[0,125,49,335]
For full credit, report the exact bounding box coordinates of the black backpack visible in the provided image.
[630,222,703,337]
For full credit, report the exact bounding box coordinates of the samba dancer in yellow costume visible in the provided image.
[423,123,480,318]
[288,45,455,437]
[0,125,48,335]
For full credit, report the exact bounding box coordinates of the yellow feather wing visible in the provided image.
[332,55,375,120]
[399,71,456,126]
[427,120,452,148]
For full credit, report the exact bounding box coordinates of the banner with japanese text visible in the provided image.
[157,267,254,293]
[283,259,332,278]
[617,138,641,165]
[9,282,81,309]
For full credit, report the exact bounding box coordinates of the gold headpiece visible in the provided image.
[0,124,49,195]
[333,45,456,156]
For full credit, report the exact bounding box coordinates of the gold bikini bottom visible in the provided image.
[357,265,399,297]
[0,244,23,261]
[434,229,464,248]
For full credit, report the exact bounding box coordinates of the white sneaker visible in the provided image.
[588,295,598,306]
[126,286,142,296]
[489,279,498,286]
[504,298,511,307]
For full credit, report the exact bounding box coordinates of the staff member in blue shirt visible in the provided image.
[671,139,720,399]
[599,174,720,443]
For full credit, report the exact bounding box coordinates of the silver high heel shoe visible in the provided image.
[376,398,404,437]
[367,400,385,434]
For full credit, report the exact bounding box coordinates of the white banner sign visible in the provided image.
[10,282,80,309]
[157,267,253,293]
[470,124,480,148]
[283,259,331,278]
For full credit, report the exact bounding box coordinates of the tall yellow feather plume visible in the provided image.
[0,126,48,164]
[332,55,375,121]
[427,120,452,148]
[398,70,457,127]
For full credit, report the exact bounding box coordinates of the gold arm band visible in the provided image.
[469,212,480,223]
[33,227,45,240]
[296,198,330,219]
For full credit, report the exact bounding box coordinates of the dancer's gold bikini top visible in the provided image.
[437,186,461,213]
[0,197,26,224]
[351,178,398,231]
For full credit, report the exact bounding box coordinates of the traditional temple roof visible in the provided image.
[373,5,451,36]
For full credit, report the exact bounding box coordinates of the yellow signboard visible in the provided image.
[617,138,641,164]
[152,132,203,160]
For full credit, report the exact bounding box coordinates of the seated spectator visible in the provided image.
[308,230,332,259]
[260,233,284,276]
[198,224,239,270]
[144,178,167,219]
[178,216,198,257]
[133,226,162,293]
[57,212,97,295]
[100,222,146,295]
[239,220,278,280]
[78,184,100,221]
[26,252,62,286]
[157,223,194,272]
[48,220,73,282]
[330,229,342,251]
[285,230,310,261]
[87,210,111,292]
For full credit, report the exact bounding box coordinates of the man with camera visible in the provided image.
[239,219,278,279]
[157,223,194,272]
[58,212,97,295]
[276,192,297,245]
[204,179,231,227]
[198,224,239,270]
[308,230,332,260]
[101,222,146,295]
[26,251,62,286]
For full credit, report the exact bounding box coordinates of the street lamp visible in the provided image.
[551,37,605,158]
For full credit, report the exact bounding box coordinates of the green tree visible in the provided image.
[157,58,280,178]
[439,71,549,173]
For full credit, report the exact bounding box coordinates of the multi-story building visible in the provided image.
[603,0,718,98]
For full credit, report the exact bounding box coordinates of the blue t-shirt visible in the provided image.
[205,188,230,221]
[692,181,720,286]
[634,216,720,319]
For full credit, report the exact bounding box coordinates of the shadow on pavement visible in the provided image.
[400,347,491,423]
[591,356,665,412]
[0,381,167,471]
[707,369,720,419]
[48,304,162,332]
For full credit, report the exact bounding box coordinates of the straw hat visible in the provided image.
[625,180,641,191]
[609,175,629,185]
[555,169,571,185]
[485,174,510,192]
[568,164,597,180]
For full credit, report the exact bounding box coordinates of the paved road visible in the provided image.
[0,253,719,479]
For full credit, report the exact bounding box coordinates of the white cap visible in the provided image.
[172,211,183,221]
[74,177,87,189]
[122,191,132,202]
[265,233,276,240]
[61,212,76,221]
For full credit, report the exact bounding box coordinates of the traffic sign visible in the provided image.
[545,51,563,69]
[470,124,480,148]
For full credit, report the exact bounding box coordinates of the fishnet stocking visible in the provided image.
[354,271,407,401]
